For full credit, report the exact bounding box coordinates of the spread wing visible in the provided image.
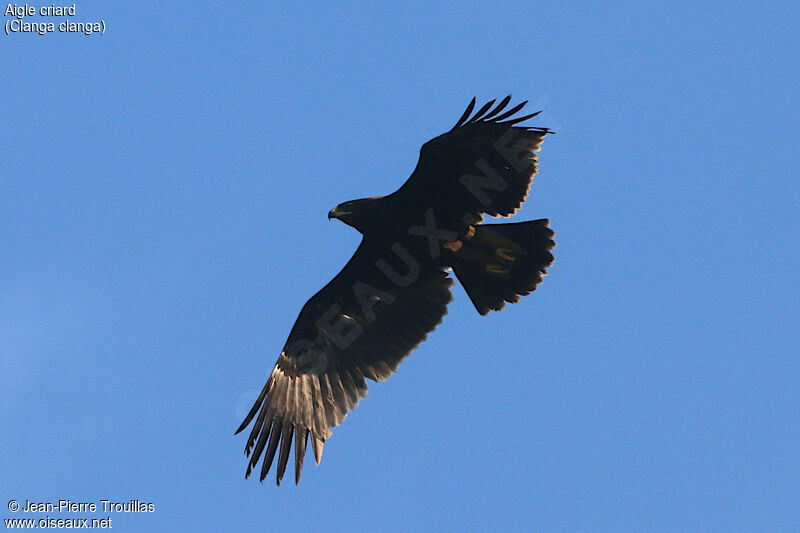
[236,239,453,485]
[392,96,552,231]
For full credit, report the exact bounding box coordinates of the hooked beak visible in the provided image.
[328,207,349,220]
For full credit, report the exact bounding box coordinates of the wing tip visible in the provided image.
[312,435,325,465]
[452,97,477,130]
[451,97,552,130]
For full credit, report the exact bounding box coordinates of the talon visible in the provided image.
[495,248,516,262]
[486,264,510,274]
[443,240,463,252]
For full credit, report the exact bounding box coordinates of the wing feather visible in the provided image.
[275,425,294,485]
[451,96,476,129]
[469,98,496,122]
[481,95,512,121]
[493,100,528,121]
[260,419,282,481]
[294,426,308,485]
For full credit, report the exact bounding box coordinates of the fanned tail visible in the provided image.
[451,219,555,315]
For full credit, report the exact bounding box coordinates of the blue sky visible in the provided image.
[2,2,798,531]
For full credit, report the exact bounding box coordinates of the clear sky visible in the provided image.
[2,2,799,531]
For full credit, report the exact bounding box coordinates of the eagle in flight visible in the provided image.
[236,96,556,485]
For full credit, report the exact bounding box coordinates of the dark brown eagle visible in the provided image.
[236,96,556,485]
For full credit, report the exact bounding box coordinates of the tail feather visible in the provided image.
[451,219,555,315]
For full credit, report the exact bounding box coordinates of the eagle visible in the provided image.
[236,96,556,485]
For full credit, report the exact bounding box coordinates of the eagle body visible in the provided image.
[237,97,556,485]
